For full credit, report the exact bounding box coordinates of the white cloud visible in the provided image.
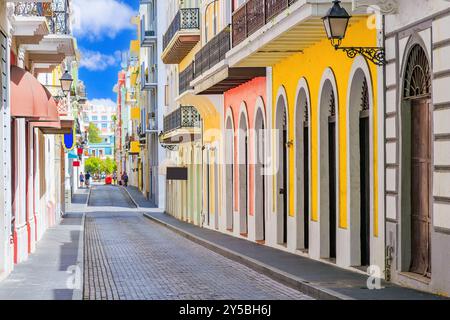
[72,0,136,41]
[79,49,122,71]
[89,98,116,109]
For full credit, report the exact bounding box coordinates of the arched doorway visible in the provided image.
[275,93,288,245]
[348,67,372,267]
[238,110,249,236]
[319,79,338,260]
[225,115,234,231]
[254,106,266,241]
[402,44,432,277]
[295,84,310,250]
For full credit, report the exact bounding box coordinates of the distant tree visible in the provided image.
[88,122,103,144]
[100,157,117,174]
[85,157,102,174]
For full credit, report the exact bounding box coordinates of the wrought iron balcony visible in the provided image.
[179,62,195,95]
[14,0,71,35]
[190,25,265,95]
[194,26,231,77]
[163,106,200,134]
[232,0,298,47]
[162,8,200,64]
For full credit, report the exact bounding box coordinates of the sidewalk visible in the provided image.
[125,187,445,300]
[124,186,157,209]
[0,189,87,300]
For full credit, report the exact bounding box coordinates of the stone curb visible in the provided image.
[86,186,92,206]
[72,212,85,301]
[142,212,353,301]
[121,186,139,208]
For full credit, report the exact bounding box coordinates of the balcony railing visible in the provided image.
[163,8,200,50]
[179,62,195,95]
[194,26,231,77]
[232,0,298,47]
[14,0,71,35]
[163,106,201,134]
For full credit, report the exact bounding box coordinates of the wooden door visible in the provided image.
[244,135,248,235]
[360,111,370,266]
[282,127,288,244]
[410,99,431,277]
[328,117,336,259]
[303,124,309,249]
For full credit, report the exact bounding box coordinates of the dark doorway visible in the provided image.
[255,113,266,242]
[303,120,309,249]
[282,124,288,244]
[410,98,431,277]
[243,135,248,235]
[328,113,337,260]
[262,123,266,241]
[359,110,370,266]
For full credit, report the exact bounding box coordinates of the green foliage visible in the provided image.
[85,157,117,175]
[84,157,101,174]
[88,122,103,144]
[100,157,117,174]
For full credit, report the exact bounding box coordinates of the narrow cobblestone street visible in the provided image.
[83,185,312,300]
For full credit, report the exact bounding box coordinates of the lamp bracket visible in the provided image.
[334,45,386,66]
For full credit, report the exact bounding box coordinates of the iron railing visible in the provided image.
[163,106,200,134]
[163,8,200,50]
[232,0,298,47]
[194,26,231,77]
[179,62,195,95]
[14,0,71,35]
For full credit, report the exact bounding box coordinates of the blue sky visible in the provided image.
[73,0,138,106]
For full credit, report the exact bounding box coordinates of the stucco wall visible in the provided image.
[224,77,266,217]
[271,18,379,233]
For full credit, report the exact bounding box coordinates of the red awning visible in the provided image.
[10,65,49,118]
[38,85,60,122]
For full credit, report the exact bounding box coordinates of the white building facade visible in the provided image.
[381,0,450,296]
[139,0,167,208]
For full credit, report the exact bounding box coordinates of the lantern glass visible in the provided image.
[322,1,351,41]
[60,70,73,93]
[324,16,350,40]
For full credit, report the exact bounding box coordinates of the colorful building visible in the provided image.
[162,0,386,278]
[153,0,450,297]
[83,102,116,159]
[0,0,81,279]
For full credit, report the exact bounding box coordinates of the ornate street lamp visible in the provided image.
[322,0,386,66]
[59,70,73,96]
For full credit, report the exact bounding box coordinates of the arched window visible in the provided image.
[404,45,431,99]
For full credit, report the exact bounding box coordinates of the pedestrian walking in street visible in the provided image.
[79,172,85,188]
[123,172,128,187]
[113,171,117,185]
[85,172,91,188]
